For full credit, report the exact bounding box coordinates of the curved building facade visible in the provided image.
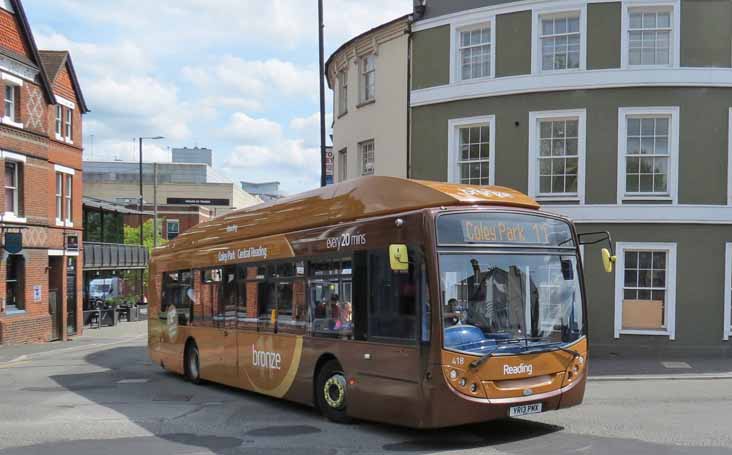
[326,16,410,183]
[411,0,732,353]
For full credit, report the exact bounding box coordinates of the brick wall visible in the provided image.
[0,8,31,58]
[0,0,85,345]
[0,314,52,344]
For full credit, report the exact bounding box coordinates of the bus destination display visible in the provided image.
[461,220,551,244]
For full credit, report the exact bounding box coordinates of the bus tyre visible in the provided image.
[316,360,351,424]
[184,342,201,385]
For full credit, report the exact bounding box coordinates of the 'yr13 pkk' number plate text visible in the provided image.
[509,403,543,417]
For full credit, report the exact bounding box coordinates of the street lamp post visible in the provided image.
[138,136,164,303]
[318,0,327,187]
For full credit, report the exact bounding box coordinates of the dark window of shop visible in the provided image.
[5,254,25,313]
[367,248,422,341]
[161,270,193,326]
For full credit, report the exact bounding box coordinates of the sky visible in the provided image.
[23,0,411,195]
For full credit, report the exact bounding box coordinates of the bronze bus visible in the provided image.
[148,177,606,428]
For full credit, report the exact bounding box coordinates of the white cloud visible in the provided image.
[85,139,171,163]
[289,112,333,147]
[226,113,283,143]
[184,57,318,102]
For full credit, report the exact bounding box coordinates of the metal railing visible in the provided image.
[83,242,149,270]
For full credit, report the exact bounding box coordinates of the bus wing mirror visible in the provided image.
[389,244,409,271]
[601,248,617,274]
[578,231,616,274]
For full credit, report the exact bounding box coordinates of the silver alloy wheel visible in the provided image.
[323,373,347,409]
[189,347,199,380]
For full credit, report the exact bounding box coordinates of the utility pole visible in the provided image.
[318,0,327,187]
[153,162,159,248]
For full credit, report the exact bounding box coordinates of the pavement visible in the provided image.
[0,322,731,454]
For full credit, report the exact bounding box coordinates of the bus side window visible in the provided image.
[221,266,237,329]
[238,266,259,331]
[368,249,419,341]
[200,268,222,326]
[161,271,193,326]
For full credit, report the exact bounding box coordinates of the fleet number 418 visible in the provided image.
[451,357,465,366]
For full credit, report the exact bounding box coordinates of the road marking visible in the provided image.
[661,361,692,369]
[117,379,149,384]
[0,360,31,369]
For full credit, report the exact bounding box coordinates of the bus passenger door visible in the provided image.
[346,250,423,425]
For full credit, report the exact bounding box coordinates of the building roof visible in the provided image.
[38,50,90,113]
[83,196,142,215]
[7,0,55,105]
[324,14,411,88]
[159,176,540,254]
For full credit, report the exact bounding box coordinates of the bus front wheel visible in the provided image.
[184,341,202,385]
[316,360,351,424]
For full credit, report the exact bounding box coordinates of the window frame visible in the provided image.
[337,69,348,117]
[617,106,679,204]
[451,19,495,84]
[358,140,375,176]
[166,219,180,240]
[358,53,376,105]
[724,243,732,341]
[528,109,586,203]
[55,105,63,139]
[64,174,72,223]
[337,148,347,182]
[532,6,587,74]
[64,108,73,143]
[4,160,19,217]
[55,172,63,223]
[613,242,677,340]
[621,1,680,69]
[447,115,496,186]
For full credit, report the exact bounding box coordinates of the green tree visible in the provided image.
[124,220,166,297]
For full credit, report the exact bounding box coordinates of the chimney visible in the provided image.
[414,0,427,19]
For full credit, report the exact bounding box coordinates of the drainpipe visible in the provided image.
[406,18,413,179]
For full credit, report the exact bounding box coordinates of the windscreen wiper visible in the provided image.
[469,341,580,370]
[520,344,581,358]
[468,338,526,369]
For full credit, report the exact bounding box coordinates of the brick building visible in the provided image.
[0,0,88,344]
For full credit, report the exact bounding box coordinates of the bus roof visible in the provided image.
[157,177,539,255]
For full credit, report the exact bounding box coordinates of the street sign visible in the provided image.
[4,232,22,254]
[166,198,230,206]
[66,234,79,251]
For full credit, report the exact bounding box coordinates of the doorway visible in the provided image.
[48,256,64,341]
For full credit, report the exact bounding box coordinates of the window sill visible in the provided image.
[55,134,64,142]
[1,117,23,129]
[3,309,27,317]
[65,138,74,145]
[534,67,586,76]
[535,194,581,202]
[357,99,376,109]
[622,194,674,202]
[2,213,27,224]
[617,329,672,338]
[451,75,495,86]
[56,220,73,228]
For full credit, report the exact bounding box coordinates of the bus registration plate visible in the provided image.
[509,403,542,417]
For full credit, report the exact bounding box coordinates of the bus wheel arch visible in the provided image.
[184,337,201,385]
[314,355,351,424]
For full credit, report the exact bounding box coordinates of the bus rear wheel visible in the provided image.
[316,360,351,424]
[184,341,201,385]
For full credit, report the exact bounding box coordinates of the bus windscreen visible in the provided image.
[437,212,575,247]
